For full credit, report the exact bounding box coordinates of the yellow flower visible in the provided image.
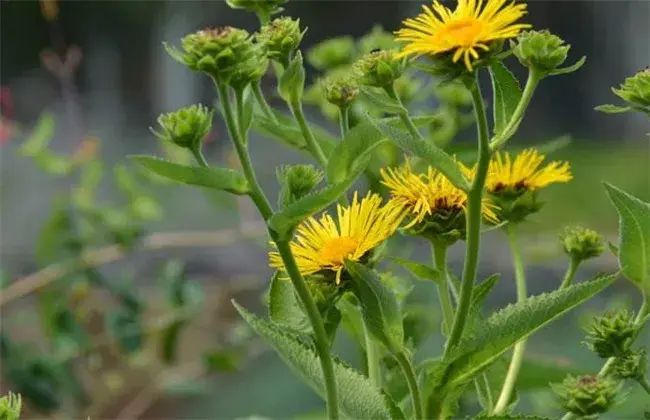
[486,148,572,194]
[380,161,498,229]
[268,192,405,284]
[394,0,531,71]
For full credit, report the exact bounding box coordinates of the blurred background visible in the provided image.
[1,1,649,419]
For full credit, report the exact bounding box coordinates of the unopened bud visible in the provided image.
[322,71,360,109]
[611,347,647,381]
[256,17,305,66]
[353,50,406,88]
[276,164,323,208]
[513,30,570,74]
[151,104,214,150]
[551,375,621,416]
[584,310,638,358]
[612,68,650,108]
[560,226,605,262]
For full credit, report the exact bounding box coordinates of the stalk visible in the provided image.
[289,99,328,168]
[395,350,424,420]
[384,83,423,140]
[339,106,350,138]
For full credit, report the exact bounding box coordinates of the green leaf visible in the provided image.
[465,273,501,335]
[131,156,250,195]
[604,183,650,289]
[345,260,404,353]
[161,320,186,364]
[241,86,255,134]
[268,181,351,239]
[442,273,616,389]
[269,272,311,334]
[389,257,441,285]
[203,350,242,373]
[253,111,337,156]
[234,302,405,420]
[359,87,406,114]
[594,104,633,114]
[19,113,54,156]
[370,118,470,191]
[549,56,586,76]
[278,51,306,104]
[34,151,74,176]
[489,61,522,136]
[106,307,144,353]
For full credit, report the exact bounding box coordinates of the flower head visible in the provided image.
[560,226,605,263]
[513,30,571,73]
[584,310,638,358]
[486,148,572,196]
[322,70,360,108]
[256,17,305,65]
[353,49,406,87]
[395,0,531,71]
[381,161,497,241]
[151,104,214,150]
[612,67,650,108]
[269,192,405,284]
[551,375,622,416]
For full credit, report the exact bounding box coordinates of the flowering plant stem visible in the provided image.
[215,80,340,420]
[252,81,278,122]
[493,225,528,415]
[560,257,580,289]
[339,106,350,138]
[432,242,455,333]
[289,99,329,167]
[394,350,423,420]
[489,69,541,151]
[443,74,491,357]
[363,323,382,389]
[384,84,423,140]
[561,296,649,420]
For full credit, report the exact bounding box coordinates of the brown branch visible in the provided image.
[0,223,265,307]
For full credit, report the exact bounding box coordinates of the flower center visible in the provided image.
[437,19,484,47]
[319,236,359,266]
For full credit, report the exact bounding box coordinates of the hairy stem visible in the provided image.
[395,350,423,420]
[489,69,540,151]
[289,99,328,168]
[443,75,491,356]
[363,324,382,389]
[190,147,209,168]
[218,80,339,419]
[339,106,350,138]
[560,257,580,289]
[384,83,423,140]
[432,242,454,334]
[252,81,277,122]
[493,225,528,415]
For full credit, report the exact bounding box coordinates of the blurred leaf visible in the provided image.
[604,182,650,290]
[19,113,54,156]
[131,156,250,195]
[345,260,404,353]
[203,350,242,373]
[253,110,337,156]
[163,378,211,396]
[402,304,437,349]
[359,87,406,114]
[269,272,311,334]
[595,104,633,114]
[465,273,501,334]
[33,150,74,176]
[35,198,73,264]
[370,118,469,191]
[161,320,186,364]
[234,302,405,420]
[389,257,441,285]
[241,86,255,135]
[489,61,521,136]
[106,307,144,353]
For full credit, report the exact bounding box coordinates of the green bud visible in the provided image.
[512,30,570,74]
[0,392,22,420]
[303,82,340,121]
[307,36,356,71]
[151,104,214,150]
[584,310,638,358]
[256,17,305,66]
[612,67,650,108]
[322,71,360,109]
[353,49,406,88]
[229,49,269,91]
[611,347,647,381]
[560,226,605,262]
[165,27,256,82]
[551,375,621,416]
[358,25,399,55]
[276,164,323,208]
[225,0,287,16]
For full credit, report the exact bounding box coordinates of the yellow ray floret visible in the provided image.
[380,161,498,228]
[394,0,531,71]
[268,192,405,284]
[486,148,572,193]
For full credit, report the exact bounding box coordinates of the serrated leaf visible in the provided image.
[389,257,441,285]
[131,156,250,195]
[345,260,404,353]
[604,183,650,289]
[370,118,470,191]
[489,61,522,136]
[594,104,633,114]
[359,87,406,114]
[19,113,54,156]
[442,273,616,389]
[269,272,311,334]
[234,302,405,420]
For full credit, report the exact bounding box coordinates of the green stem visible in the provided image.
[289,99,329,168]
[190,147,209,168]
[493,225,528,415]
[252,81,277,122]
[560,297,649,420]
[384,84,423,140]
[363,324,382,389]
[560,257,580,289]
[395,350,423,420]
[274,240,340,420]
[234,88,247,140]
[638,376,650,395]
[443,74,491,357]
[339,106,350,138]
[489,69,540,151]
[432,242,454,334]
